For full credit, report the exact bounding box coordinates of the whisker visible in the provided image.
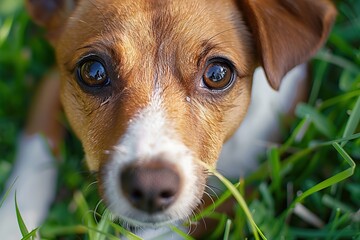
[100,96,111,106]
[204,184,219,199]
[93,199,105,224]
[85,180,99,192]
[206,183,223,193]
[203,191,216,207]
[187,214,196,235]
[98,87,127,110]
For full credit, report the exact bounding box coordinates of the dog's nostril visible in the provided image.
[130,189,143,201]
[120,161,181,214]
[160,190,175,199]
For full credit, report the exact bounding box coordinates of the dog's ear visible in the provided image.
[238,0,336,90]
[26,0,78,43]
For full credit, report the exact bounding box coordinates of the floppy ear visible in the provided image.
[238,0,337,90]
[26,0,78,43]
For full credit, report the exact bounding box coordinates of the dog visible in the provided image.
[0,0,336,238]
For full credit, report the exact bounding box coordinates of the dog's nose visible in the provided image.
[120,161,181,214]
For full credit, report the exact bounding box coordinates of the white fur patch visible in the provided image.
[0,134,57,239]
[217,64,307,179]
[103,92,200,227]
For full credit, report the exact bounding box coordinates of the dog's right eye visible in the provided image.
[202,58,235,91]
[77,60,110,88]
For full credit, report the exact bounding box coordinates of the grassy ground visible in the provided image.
[0,0,359,239]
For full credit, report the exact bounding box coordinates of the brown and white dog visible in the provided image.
[0,0,336,238]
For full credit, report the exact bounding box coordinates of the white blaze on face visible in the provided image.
[102,91,201,226]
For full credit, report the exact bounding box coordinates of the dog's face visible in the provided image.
[58,0,254,225]
[27,0,336,226]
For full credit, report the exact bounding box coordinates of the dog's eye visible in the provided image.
[203,60,234,90]
[77,60,109,87]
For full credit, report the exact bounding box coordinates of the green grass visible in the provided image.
[0,0,359,239]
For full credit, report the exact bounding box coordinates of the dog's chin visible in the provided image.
[106,194,200,229]
[117,214,181,228]
[107,206,189,229]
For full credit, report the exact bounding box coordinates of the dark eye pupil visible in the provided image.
[206,65,227,82]
[82,61,106,81]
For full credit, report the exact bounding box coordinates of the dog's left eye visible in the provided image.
[77,59,110,87]
[203,59,235,90]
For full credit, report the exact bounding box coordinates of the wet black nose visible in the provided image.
[120,161,181,214]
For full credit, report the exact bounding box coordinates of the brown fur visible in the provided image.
[237,0,337,89]
[26,0,336,230]
[55,0,256,171]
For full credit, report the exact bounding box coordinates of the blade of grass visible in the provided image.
[322,195,354,213]
[296,103,336,138]
[315,50,360,74]
[85,226,119,240]
[109,222,143,240]
[319,90,360,110]
[232,203,246,239]
[291,228,356,238]
[0,16,13,47]
[279,118,309,154]
[94,209,111,240]
[332,143,356,171]
[330,213,354,236]
[318,132,360,147]
[280,148,315,178]
[0,177,17,208]
[73,191,96,239]
[327,209,341,240]
[15,193,29,237]
[339,70,357,91]
[246,147,315,186]
[247,132,359,187]
[328,33,360,63]
[169,225,196,240]
[268,147,281,196]
[259,183,274,213]
[191,182,240,222]
[341,96,360,147]
[21,228,38,240]
[309,60,328,105]
[223,219,232,240]
[286,143,355,214]
[209,168,267,240]
[210,214,228,239]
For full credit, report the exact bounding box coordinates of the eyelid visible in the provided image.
[77,54,106,67]
[66,51,109,73]
[205,56,238,76]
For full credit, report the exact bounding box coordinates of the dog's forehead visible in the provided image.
[59,0,250,74]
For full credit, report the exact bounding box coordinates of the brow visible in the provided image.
[196,41,223,67]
